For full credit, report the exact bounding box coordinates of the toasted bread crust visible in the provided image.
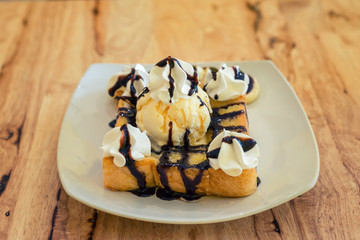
[103,157,157,191]
[152,166,257,197]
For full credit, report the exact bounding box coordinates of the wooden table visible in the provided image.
[0,0,359,239]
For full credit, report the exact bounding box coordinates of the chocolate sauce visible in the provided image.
[167,121,174,147]
[168,59,176,103]
[247,75,254,94]
[223,125,248,133]
[197,96,205,106]
[232,66,246,80]
[209,67,218,80]
[214,102,245,110]
[257,177,261,187]
[137,87,149,100]
[130,187,156,197]
[115,96,137,107]
[156,143,210,201]
[209,108,245,138]
[184,129,190,149]
[118,107,137,126]
[223,136,256,151]
[109,107,137,128]
[119,125,148,195]
[203,83,208,92]
[186,71,198,96]
[129,75,139,99]
[240,138,257,152]
[155,58,168,67]
[108,119,117,128]
[215,110,244,120]
[207,148,220,159]
[196,95,211,115]
[156,164,204,201]
[181,171,204,201]
[207,137,256,159]
[156,187,182,201]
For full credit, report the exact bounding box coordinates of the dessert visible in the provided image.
[102,56,260,200]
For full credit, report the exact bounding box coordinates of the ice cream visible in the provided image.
[136,88,211,147]
[136,57,212,147]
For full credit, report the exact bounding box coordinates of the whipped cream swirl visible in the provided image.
[207,130,259,176]
[107,64,149,98]
[101,124,151,167]
[148,56,199,104]
[204,64,249,101]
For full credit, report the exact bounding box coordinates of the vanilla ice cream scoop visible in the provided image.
[136,56,212,147]
[136,85,211,147]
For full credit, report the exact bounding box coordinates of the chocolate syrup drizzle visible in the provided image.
[154,121,208,200]
[247,75,254,94]
[118,107,137,126]
[196,95,211,115]
[109,102,137,128]
[209,102,247,138]
[232,66,246,80]
[156,134,209,201]
[209,67,218,80]
[155,56,199,103]
[119,124,155,197]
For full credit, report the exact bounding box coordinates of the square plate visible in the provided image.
[57,60,319,224]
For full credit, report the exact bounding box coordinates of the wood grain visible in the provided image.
[0,0,359,239]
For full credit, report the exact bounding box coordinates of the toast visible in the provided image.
[102,60,259,200]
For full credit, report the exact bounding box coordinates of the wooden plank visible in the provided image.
[0,0,359,239]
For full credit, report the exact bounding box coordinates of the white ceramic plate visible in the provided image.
[57,61,319,224]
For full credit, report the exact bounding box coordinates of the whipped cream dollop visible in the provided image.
[107,64,149,98]
[204,64,249,101]
[148,56,199,104]
[207,130,259,177]
[101,124,151,167]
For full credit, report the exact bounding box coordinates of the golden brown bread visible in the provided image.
[103,157,158,191]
